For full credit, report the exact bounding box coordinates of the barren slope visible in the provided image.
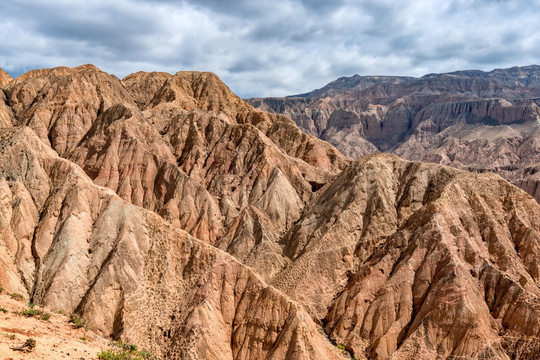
[4,65,348,257]
[2,65,540,360]
[0,293,109,360]
[0,126,345,360]
[270,154,540,359]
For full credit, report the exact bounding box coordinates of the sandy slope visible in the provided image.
[0,293,108,359]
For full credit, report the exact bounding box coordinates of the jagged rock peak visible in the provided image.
[149,70,251,114]
[122,71,172,108]
[0,125,345,360]
[10,64,105,84]
[249,65,540,203]
[0,68,12,88]
[4,64,137,155]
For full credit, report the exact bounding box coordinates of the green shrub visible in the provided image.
[97,341,157,360]
[0,307,8,313]
[69,313,87,329]
[9,293,24,301]
[20,307,51,321]
[21,308,42,317]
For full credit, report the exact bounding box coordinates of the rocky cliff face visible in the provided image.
[0,126,344,360]
[248,65,540,203]
[1,65,540,359]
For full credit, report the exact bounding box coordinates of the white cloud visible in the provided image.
[0,0,538,97]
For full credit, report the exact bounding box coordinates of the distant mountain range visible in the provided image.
[248,65,540,202]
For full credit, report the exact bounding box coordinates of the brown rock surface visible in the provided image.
[0,126,344,360]
[5,64,137,155]
[2,64,540,360]
[0,92,14,128]
[5,66,347,249]
[268,154,540,359]
[249,65,540,203]
[0,68,12,88]
[0,69,13,127]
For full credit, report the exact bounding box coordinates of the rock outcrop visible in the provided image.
[0,69,12,89]
[2,65,540,360]
[272,154,540,359]
[0,126,344,360]
[0,69,13,127]
[4,66,348,249]
[249,65,540,202]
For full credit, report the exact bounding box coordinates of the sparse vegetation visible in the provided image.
[20,308,41,317]
[0,286,5,293]
[335,343,360,359]
[80,336,88,341]
[9,292,25,301]
[69,312,87,329]
[97,340,157,360]
[0,307,8,313]
[20,306,51,321]
[12,337,36,353]
[5,334,16,340]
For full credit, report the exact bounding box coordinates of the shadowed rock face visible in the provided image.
[1,65,540,360]
[248,65,540,203]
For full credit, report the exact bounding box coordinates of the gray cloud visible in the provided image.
[0,0,539,97]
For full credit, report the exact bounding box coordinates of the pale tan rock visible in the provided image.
[3,65,540,360]
[0,68,13,127]
[122,70,172,109]
[0,68,12,88]
[6,66,348,250]
[270,153,540,359]
[5,64,136,155]
[0,91,14,128]
[0,126,345,360]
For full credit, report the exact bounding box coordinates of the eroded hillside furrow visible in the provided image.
[2,65,540,360]
[0,126,346,360]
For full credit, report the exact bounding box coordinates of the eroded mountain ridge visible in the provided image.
[249,65,540,203]
[1,65,540,359]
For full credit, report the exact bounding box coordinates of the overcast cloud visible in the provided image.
[1,0,539,97]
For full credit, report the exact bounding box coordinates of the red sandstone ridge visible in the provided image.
[1,64,540,359]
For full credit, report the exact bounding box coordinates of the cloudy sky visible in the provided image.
[1,0,539,97]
